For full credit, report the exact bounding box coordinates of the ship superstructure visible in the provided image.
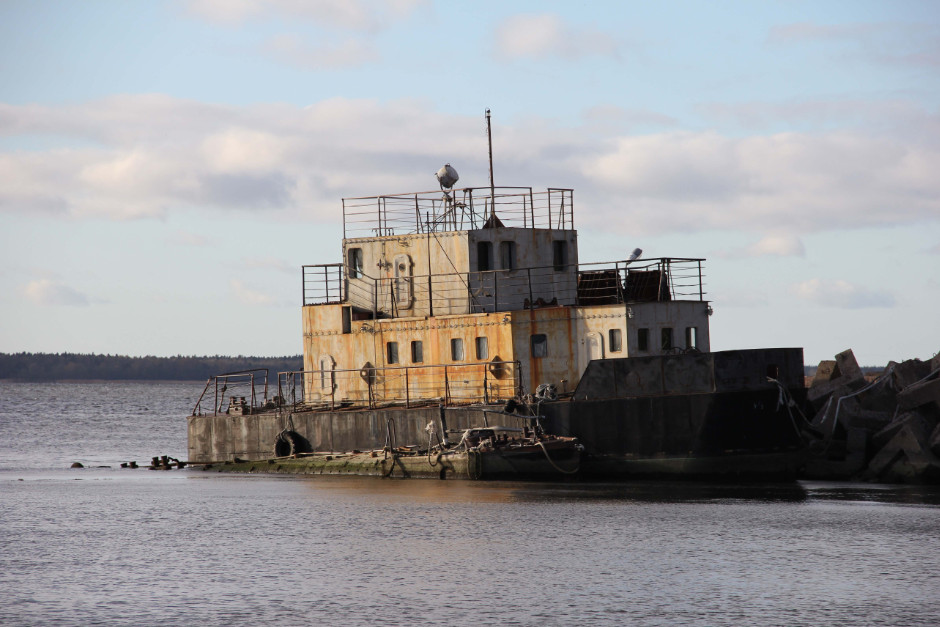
[300,180,711,409]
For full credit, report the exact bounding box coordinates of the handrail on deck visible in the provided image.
[302,257,707,312]
[341,186,574,238]
[277,360,522,411]
[191,368,271,416]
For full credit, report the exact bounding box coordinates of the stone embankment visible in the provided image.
[804,349,940,484]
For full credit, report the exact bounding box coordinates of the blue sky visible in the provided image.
[1,0,938,366]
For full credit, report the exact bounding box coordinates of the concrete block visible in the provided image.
[834,349,863,380]
[866,423,940,483]
[930,352,940,374]
[891,359,931,389]
[808,377,866,412]
[812,360,837,385]
[873,412,924,451]
[930,423,940,458]
[898,377,940,412]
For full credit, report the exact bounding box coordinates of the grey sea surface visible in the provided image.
[1,380,939,626]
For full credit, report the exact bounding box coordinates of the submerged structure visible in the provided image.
[188,156,809,479]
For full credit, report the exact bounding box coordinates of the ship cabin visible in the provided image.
[299,185,710,409]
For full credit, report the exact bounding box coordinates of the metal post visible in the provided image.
[331,370,336,410]
[698,260,704,301]
[529,188,535,228]
[444,365,450,405]
[527,267,533,307]
[486,109,495,217]
[405,368,410,408]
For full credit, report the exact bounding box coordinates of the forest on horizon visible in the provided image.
[0,352,303,382]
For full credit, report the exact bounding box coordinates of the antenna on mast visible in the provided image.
[486,108,495,217]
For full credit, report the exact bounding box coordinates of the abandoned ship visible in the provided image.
[188,158,810,479]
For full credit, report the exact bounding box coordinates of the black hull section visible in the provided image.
[540,390,807,479]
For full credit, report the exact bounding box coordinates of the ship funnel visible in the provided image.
[435,163,459,189]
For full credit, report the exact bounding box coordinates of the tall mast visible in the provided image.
[486,108,495,218]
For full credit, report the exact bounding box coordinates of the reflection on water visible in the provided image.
[2,382,940,626]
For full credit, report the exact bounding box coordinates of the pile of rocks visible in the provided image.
[804,349,940,484]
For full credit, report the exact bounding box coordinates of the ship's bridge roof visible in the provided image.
[341,186,574,238]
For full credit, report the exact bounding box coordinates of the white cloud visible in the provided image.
[790,278,895,309]
[169,229,209,246]
[230,279,273,305]
[21,279,94,306]
[495,14,619,60]
[2,96,939,239]
[183,0,426,31]
[721,234,805,258]
[262,34,377,69]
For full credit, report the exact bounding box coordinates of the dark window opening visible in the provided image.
[553,240,568,271]
[342,307,352,334]
[411,341,423,363]
[475,337,488,360]
[386,341,399,364]
[661,328,673,351]
[347,248,363,279]
[477,241,493,272]
[499,241,516,271]
[531,334,548,358]
[451,338,464,361]
[637,328,649,352]
[766,364,779,380]
[609,329,623,352]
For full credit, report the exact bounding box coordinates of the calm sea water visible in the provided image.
[1,381,939,626]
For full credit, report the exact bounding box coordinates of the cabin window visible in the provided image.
[499,241,516,271]
[661,328,673,351]
[637,328,649,352]
[685,326,698,350]
[475,336,488,360]
[477,241,493,272]
[553,240,568,271]
[531,334,548,358]
[451,338,465,361]
[318,356,334,390]
[386,341,399,365]
[341,307,352,334]
[411,341,423,363]
[609,329,623,353]
[347,248,363,279]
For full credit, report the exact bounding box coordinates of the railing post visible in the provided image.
[494,271,499,311]
[527,268,533,307]
[698,260,703,301]
[444,365,450,405]
[530,188,536,228]
[331,369,336,410]
[405,368,410,408]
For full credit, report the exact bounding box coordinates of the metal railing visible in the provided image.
[191,369,272,416]
[303,257,706,313]
[341,187,574,238]
[278,360,522,411]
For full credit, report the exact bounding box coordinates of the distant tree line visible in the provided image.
[0,352,303,381]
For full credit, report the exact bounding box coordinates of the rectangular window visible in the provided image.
[386,341,399,364]
[637,328,649,352]
[477,241,493,272]
[661,328,673,351]
[553,240,568,271]
[342,307,351,334]
[609,328,623,352]
[499,241,516,271]
[531,334,548,358]
[411,340,423,363]
[475,336,488,360]
[347,247,363,279]
[685,327,698,350]
[450,338,464,361]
